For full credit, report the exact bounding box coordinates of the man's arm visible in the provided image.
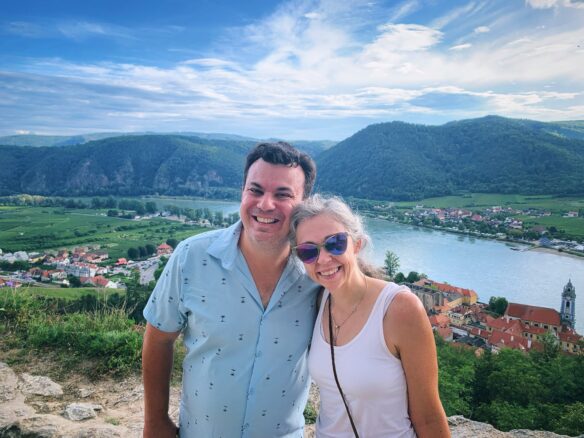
[142,322,181,438]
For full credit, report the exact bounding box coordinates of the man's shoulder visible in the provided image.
[178,227,230,248]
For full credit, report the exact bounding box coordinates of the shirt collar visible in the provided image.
[207,220,243,270]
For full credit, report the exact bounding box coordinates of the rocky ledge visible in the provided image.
[0,362,580,437]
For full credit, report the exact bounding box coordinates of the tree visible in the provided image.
[406,271,421,283]
[539,331,560,360]
[393,272,406,284]
[127,247,139,260]
[138,246,147,258]
[67,274,81,288]
[487,296,508,316]
[166,238,179,249]
[384,250,400,278]
[145,243,156,255]
[145,201,157,214]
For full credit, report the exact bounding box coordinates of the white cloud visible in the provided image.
[431,2,481,29]
[526,0,584,8]
[369,24,442,52]
[387,0,421,23]
[474,26,490,33]
[304,12,320,19]
[57,21,133,40]
[3,21,44,37]
[449,43,472,50]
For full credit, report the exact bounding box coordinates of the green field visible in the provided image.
[518,215,584,238]
[1,286,122,300]
[0,207,205,258]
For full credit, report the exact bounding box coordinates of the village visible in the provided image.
[0,242,173,290]
[371,204,584,255]
[408,277,582,356]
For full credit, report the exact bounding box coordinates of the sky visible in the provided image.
[1,0,584,140]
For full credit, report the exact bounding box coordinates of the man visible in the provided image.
[142,142,319,438]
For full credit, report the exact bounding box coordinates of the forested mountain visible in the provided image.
[315,116,584,200]
[0,136,254,197]
[0,132,335,154]
[1,116,584,200]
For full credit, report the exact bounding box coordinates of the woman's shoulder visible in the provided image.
[384,284,427,326]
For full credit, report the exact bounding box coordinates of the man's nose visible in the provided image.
[257,195,275,211]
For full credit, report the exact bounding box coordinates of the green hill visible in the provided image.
[315,116,584,200]
[0,135,254,197]
[2,116,584,200]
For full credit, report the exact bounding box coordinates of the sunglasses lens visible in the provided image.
[295,244,319,263]
[325,233,348,255]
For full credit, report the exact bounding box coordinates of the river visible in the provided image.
[149,198,584,334]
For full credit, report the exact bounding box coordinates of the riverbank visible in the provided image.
[367,213,584,259]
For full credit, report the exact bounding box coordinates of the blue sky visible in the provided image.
[1,0,583,140]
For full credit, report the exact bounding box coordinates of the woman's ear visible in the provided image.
[354,238,362,254]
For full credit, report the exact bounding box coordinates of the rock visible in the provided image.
[78,388,94,398]
[13,413,65,436]
[448,416,576,438]
[0,393,36,430]
[449,416,509,437]
[19,373,64,397]
[0,362,18,402]
[68,424,126,437]
[63,403,103,421]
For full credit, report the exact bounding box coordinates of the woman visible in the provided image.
[289,195,450,438]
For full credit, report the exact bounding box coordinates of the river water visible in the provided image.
[151,198,584,334]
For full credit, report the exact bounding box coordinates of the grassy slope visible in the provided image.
[0,207,206,258]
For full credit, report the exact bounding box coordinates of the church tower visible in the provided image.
[560,279,576,329]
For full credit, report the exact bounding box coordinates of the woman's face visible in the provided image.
[295,213,361,291]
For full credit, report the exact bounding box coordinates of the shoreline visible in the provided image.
[368,214,584,259]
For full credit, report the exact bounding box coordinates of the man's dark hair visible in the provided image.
[243,142,316,199]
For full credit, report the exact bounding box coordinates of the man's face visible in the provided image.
[240,159,305,251]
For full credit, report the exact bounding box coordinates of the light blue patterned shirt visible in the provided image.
[144,221,319,438]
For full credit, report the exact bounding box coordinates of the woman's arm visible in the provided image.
[384,292,450,438]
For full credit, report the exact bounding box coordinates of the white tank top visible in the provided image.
[308,283,417,438]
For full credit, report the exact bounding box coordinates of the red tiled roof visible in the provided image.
[469,327,488,338]
[428,280,478,299]
[485,316,524,335]
[559,331,582,344]
[93,276,110,287]
[429,314,451,327]
[505,302,561,326]
[489,331,529,350]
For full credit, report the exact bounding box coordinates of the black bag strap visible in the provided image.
[327,294,360,438]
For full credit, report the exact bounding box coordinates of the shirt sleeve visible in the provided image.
[143,242,187,332]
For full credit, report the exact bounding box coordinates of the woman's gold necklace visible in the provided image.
[330,276,368,345]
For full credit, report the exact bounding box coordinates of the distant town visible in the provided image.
[369,203,584,256]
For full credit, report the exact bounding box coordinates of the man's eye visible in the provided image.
[277,193,293,199]
[249,188,262,195]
